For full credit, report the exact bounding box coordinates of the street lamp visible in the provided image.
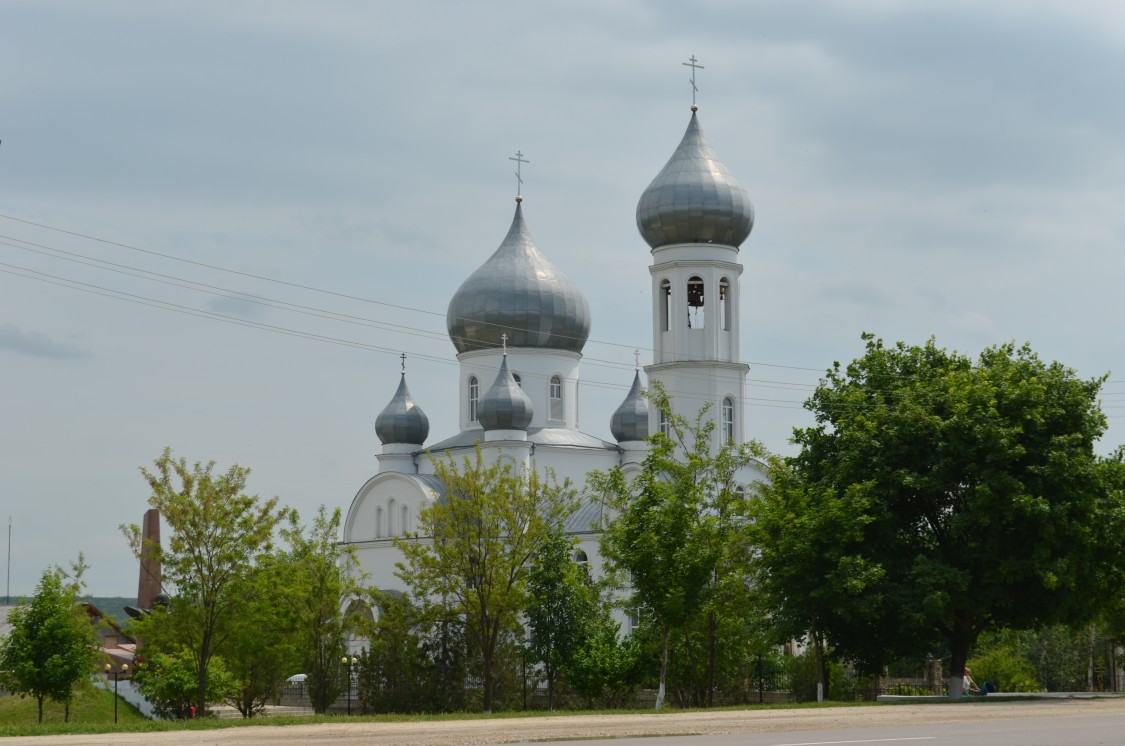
[105,662,129,723]
[341,656,358,715]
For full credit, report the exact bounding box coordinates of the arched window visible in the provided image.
[401,504,410,535]
[388,498,397,536]
[468,376,479,422]
[660,279,671,331]
[575,548,590,580]
[719,278,731,331]
[687,276,705,328]
[375,506,384,539]
[659,409,670,436]
[549,375,563,420]
[722,397,735,442]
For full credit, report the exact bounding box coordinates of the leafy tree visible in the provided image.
[0,559,98,723]
[355,591,429,713]
[759,335,1125,697]
[217,552,302,717]
[395,446,578,712]
[752,457,891,698]
[591,383,759,708]
[122,449,289,714]
[131,647,237,719]
[279,506,361,714]
[561,590,642,708]
[526,527,586,710]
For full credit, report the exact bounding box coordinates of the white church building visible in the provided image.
[342,95,768,596]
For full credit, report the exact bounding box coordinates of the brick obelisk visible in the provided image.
[136,508,161,610]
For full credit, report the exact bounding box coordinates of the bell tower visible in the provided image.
[636,68,754,449]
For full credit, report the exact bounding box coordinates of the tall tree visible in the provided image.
[759,335,1125,697]
[526,527,586,710]
[0,558,98,723]
[591,383,759,709]
[279,506,361,714]
[217,552,302,717]
[395,446,578,712]
[122,449,289,714]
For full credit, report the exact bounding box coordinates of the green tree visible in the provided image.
[122,449,289,714]
[131,647,237,719]
[395,446,578,712]
[752,457,889,698]
[526,527,586,710]
[591,383,759,708]
[561,590,642,708]
[217,552,301,717]
[279,506,362,714]
[355,591,428,713]
[761,335,1125,697]
[0,559,98,723]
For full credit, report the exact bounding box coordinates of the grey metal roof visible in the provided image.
[375,374,430,445]
[636,110,754,250]
[563,498,605,534]
[427,426,619,453]
[447,201,591,354]
[610,370,651,442]
[477,356,534,431]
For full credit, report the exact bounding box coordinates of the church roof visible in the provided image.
[477,355,534,431]
[636,109,754,250]
[375,373,429,445]
[610,370,650,442]
[563,498,605,534]
[427,426,618,452]
[447,201,591,354]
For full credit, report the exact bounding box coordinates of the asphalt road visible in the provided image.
[7,698,1125,746]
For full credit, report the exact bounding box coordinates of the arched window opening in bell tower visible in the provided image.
[660,279,671,331]
[722,397,735,442]
[719,278,731,331]
[468,376,479,422]
[687,276,705,329]
[550,375,563,420]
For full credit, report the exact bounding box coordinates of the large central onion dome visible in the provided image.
[636,109,754,250]
[447,201,591,354]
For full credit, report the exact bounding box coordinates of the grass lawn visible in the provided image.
[0,685,146,727]
[0,693,876,737]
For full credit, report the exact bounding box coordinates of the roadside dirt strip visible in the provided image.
[10,698,1125,746]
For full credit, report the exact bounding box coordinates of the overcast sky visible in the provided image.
[3,0,1125,597]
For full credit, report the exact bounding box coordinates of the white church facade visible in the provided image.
[342,97,768,596]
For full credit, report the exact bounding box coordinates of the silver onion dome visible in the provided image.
[447,201,591,354]
[375,374,430,445]
[478,356,533,431]
[636,110,754,250]
[610,370,650,442]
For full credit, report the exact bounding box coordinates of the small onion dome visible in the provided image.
[447,202,591,354]
[610,370,650,442]
[636,111,754,250]
[478,356,534,431]
[375,374,430,445]
[152,592,171,609]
